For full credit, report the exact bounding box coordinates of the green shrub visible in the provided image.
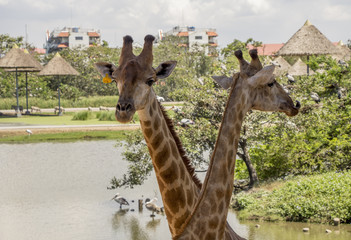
[96,111,115,121]
[72,111,94,121]
[233,171,351,223]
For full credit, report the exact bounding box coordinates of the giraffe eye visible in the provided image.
[146,78,155,86]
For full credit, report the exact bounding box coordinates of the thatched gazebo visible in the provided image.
[5,49,43,114]
[0,45,37,117]
[38,52,79,115]
[333,40,351,61]
[272,56,291,76]
[277,20,340,75]
[289,58,315,76]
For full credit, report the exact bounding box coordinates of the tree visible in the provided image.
[0,34,24,57]
[110,38,351,190]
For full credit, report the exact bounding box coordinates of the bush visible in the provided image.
[233,171,351,223]
[72,111,94,121]
[96,111,115,121]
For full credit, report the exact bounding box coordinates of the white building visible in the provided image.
[45,27,101,53]
[159,26,218,55]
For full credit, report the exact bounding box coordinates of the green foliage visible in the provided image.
[72,111,94,121]
[0,34,24,55]
[233,171,351,223]
[250,56,351,179]
[96,111,115,121]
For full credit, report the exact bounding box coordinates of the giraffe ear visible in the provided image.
[212,73,239,89]
[95,62,118,79]
[155,61,177,79]
[247,65,275,87]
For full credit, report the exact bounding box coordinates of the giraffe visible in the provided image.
[95,35,243,239]
[175,49,300,240]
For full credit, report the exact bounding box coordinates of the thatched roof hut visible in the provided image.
[289,58,315,76]
[4,49,43,72]
[0,45,37,69]
[333,40,351,61]
[38,53,79,76]
[272,56,291,76]
[277,20,339,56]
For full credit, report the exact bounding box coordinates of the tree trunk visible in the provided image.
[238,137,259,187]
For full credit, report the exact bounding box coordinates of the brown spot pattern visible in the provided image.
[144,127,152,139]
[154,144,170,169]
[160,161,178,184]
[208,216,219,229]
[151,132,163,147]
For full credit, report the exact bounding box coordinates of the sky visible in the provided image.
[0,0,350,49]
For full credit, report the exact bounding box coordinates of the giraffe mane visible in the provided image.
[158,102,202,189]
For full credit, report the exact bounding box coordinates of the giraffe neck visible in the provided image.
[177,81,249,240]
[137,92,200,237]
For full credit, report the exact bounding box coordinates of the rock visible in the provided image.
[325,229,332,233]
[333,217,340,226]
[303,228,309,232]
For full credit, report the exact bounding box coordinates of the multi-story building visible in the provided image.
[159,26,218,55]
[45,27,101,53]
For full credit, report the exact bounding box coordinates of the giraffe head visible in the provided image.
[212,49,300,116]
[95,35,177,123]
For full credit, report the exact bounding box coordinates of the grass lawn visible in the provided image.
[0,112,120,126]
[0,130,129,143]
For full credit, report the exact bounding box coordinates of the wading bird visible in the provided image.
[111,193,129,209]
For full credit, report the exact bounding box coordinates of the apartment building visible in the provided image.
[160,26,218,55]
[45,27,101,53]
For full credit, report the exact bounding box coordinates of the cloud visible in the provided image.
[0,0,350,48]
[323,4,351,21]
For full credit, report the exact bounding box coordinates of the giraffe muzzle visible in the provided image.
[115,101,135,123]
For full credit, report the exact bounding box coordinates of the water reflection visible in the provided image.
[1,141,350,240]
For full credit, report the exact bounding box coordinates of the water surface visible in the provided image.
[0,141,350,239]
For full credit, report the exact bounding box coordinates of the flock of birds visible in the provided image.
[111,193,164,217]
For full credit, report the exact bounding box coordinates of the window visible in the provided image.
[75,36,83,40]
[195,36,202,40]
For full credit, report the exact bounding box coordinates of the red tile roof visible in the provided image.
[207,31,218,37]
[34,48,46,54]
[247,43,284,56]
[246,42,341,56]
[58,43,68,48]
[177,32,189,37]
[88,32,100,37]
[58,32,69,37]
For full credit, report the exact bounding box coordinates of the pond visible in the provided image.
[0,140,350,240]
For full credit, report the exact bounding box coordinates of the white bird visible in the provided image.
[178,118,194,127]
[171,105,181,113]
[111,193,129,209]
[145,197,163,217]
[310,92,320,103]
[270,60,281,67]
[338,59,348,67]
[26,129,33,135]
[197,77,204,85]
[286,73,295,83]
[156,96,165,102]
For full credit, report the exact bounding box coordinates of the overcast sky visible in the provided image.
[0,0,350,49]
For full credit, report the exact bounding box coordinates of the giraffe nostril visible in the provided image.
[126,104,132,112]
[116,104,121,111]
